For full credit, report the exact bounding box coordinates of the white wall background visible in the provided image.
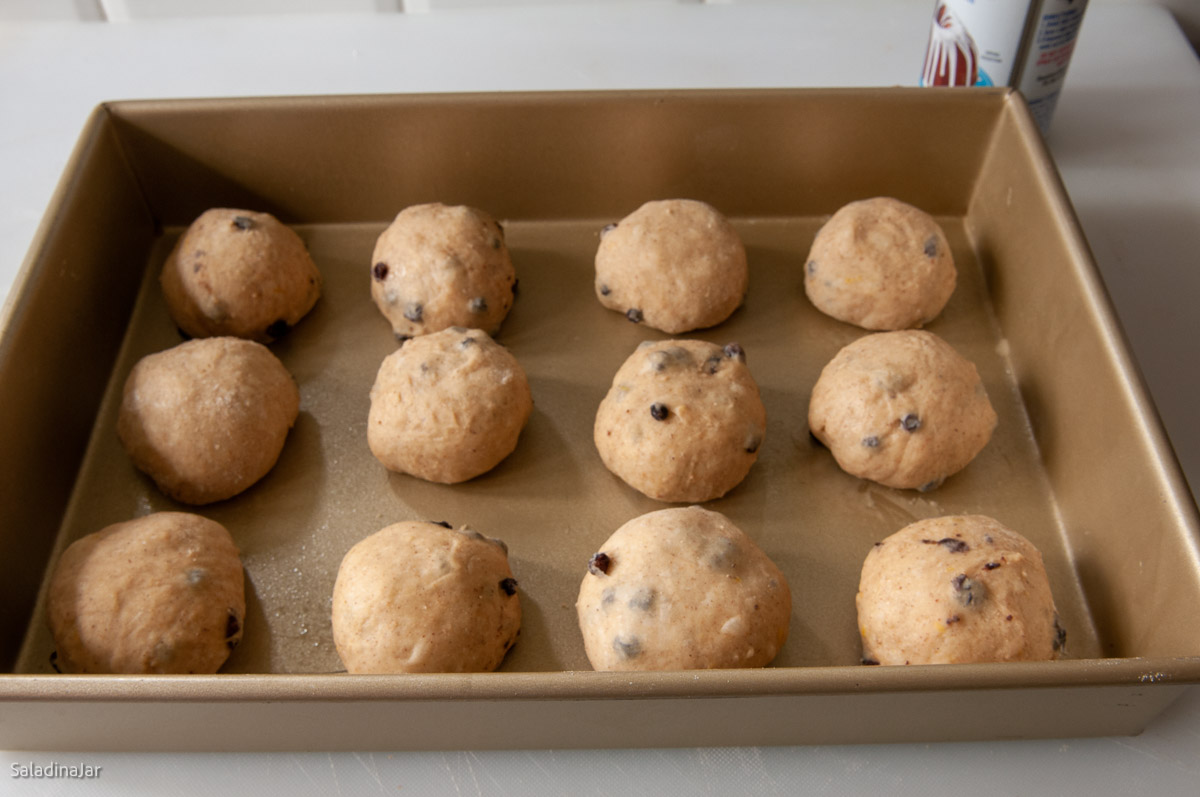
[0,1,1195,80]
[0,0,1195,44]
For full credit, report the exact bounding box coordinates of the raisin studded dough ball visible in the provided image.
[595,199,748,334]
[117,337,300,505]
[368,327,532,484]
[857,515,1065,665]
[332,521,521,673]
[808,330,996,491]
[370,203,516,340]
[594,339,766,503]
[804,197,955,330]
[576,506,791,671]
[46,512,245,674]
[160,208,321,343]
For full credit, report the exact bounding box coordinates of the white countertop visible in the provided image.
[2,2,1198,794]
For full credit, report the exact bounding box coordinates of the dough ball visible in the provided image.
[367,327,532,484]
[160,208,322,343]
[47,512,245,674]
[595,199,747,334]
[576,506,791,671]
[332,520,521,673]
[117,337,300,504]
[594,339,766,503]
[804,197,955,330]
[370,203,517,340]
[856,515,1065,665]
[808,330,996,491]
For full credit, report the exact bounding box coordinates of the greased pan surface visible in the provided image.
[13,215,1096,675]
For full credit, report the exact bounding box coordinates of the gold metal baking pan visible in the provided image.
[1,89,1197,751]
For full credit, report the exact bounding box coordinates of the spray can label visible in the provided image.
[920,0,1033,88]
[1016,0,1090,132]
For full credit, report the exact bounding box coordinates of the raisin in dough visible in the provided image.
[161,208,321,343]
[370,203,517,339]
[594,199,748,334]
[804,197,955,330]
[46,512,245,674]
[368,327,532,484]
[117,337,300,505]
[808,330,996,491]
[332,521,521,673]
[594,339,766,503]
[857,515,1065,665]
[576,506,791,671]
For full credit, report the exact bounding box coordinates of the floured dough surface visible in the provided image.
[594,339,766,503]
[808,329,996,491]
[368,327,532,484]
[160,208,322,343]
[370,203,517,339]
[804,197,955,330]
[576,506,791,671]
[117,337,300,505]
[856,515,1064,665]
[46,512,245,674]
[594,199,747,334]
[332,520,521,673]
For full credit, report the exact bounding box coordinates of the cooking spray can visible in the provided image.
[920,0,1090,133]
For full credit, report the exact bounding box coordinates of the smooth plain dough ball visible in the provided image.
[160,208,322,343]
[856,515,1065,665]
[46,512,245,674]
[370,203,517,340]
[594,339,766,503]
[332,520,521,673]
[594,199,748,334]
[807,330,996,491]
[804,197,955,330]
[117,337,300,505]
[367,327,532,484]
[576,506,791,671]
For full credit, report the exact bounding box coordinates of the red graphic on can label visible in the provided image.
[922,3,979,87]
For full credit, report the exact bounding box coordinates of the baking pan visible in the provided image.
[1,89,1197,751]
